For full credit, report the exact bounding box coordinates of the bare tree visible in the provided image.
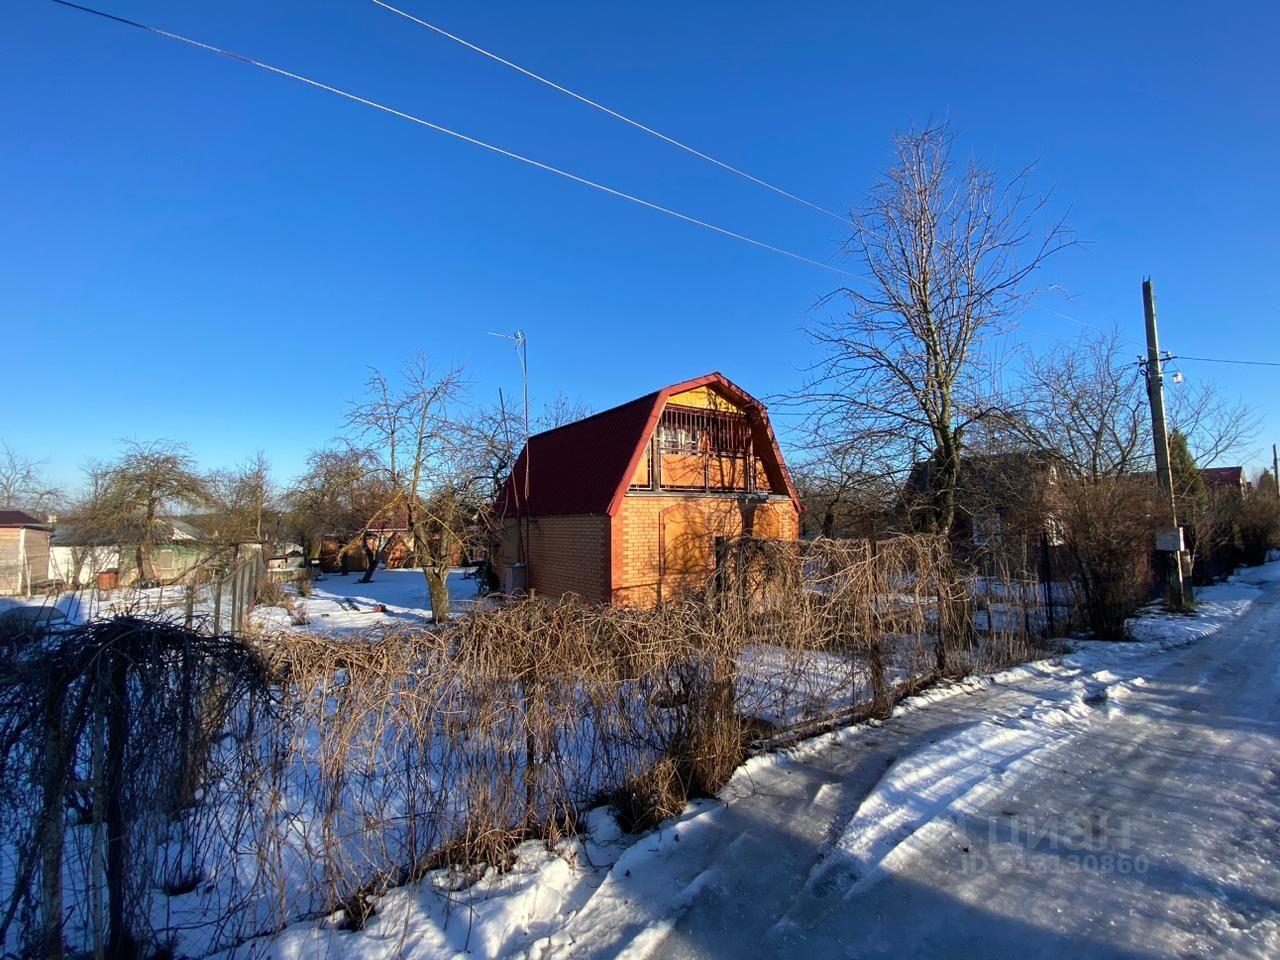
[1000,330,1260,636]
[1008,332,1149,480]
[537,392,592,430]
[1168,381,1259,469]
[794,121,1072,534]
[344,356,472,622]
[791,442,892,539]
[286,446,385,571]
[87,440,211,582]
[209,452,277,544]
[0,444,61,516]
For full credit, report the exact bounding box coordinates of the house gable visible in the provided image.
[607,373,799,515]
[497,372,800,521]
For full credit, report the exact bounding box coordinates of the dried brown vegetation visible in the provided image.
[1,536,1060,957]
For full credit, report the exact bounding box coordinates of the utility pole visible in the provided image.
[1142,279,1190,609]
[1273,444,1279,497]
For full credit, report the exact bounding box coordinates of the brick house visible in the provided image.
[493,373,801,605]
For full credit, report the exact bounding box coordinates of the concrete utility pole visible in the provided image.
[1142,279,1191,609]
[1273,444,1279,497]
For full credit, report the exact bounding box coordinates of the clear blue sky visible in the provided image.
[4,0,1278,490]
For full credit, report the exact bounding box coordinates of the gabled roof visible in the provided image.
[52,517,210,546]
[0,510,49,529]
[496,372,799,518]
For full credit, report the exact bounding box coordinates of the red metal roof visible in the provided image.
[1201,466,1245,490]
[496,372,799,518]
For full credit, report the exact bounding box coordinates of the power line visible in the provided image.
[367,0,854,227]
[46,0,867,281]
[1170,354,1280,368]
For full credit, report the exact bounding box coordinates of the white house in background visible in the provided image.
[0,510,53,595]
[49,518,212,587]
[47,524,120,588]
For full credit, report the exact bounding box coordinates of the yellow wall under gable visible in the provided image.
[667,385,742,412]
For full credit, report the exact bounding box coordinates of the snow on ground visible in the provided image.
[1,567,486,638]
[0,580,204,627]
[250,567,486,636]
[236,563,1280,960]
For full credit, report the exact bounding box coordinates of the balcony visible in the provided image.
[630,404,775,495]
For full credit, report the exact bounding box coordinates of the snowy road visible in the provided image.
[545,568,1280,960]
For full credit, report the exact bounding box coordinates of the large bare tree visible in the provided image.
[88,440,211,582]
[344,355,472,622]
[797,122,1072,534]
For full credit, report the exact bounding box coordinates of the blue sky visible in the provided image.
[4,0,1278,490]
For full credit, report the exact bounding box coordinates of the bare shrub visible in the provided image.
[255,577,289,608]
[0,616,269,959]
[1054,476,1156,640]
[1239,485,1280,565]
[609,758,686,834]
[1,534,1054,958]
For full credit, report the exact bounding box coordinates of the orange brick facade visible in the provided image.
[610,494,798,605]
[498,495,799,607]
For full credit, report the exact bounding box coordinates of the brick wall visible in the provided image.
[493,497,799,608]
[495,515,610,603]
[611,495,799,606]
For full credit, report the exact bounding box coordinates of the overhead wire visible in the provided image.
[48,1,1242,371]
[367,0,855,226]
[1170,355,1280,368]
[46,0,868,282]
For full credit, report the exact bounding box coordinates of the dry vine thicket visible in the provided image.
[0,535,1065,958]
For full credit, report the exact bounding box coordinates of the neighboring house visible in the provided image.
[1199,465,1250,497]
[0,510,53,595]
[493,372,801,606]
[51,518,222,586]
[266,542,306,571]
[318,514,413,573]
[901,451,1064,572]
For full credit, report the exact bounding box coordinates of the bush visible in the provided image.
[1239,489,1280,566]
[1055,476,1156,640]
[256,578,289,608]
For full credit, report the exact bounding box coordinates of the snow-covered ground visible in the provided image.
[233,565,1280,960]
[0,580,216,627]
[1,566,487,638]
[251,567,486,636]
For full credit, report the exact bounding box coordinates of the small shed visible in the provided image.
[0,510,53,595]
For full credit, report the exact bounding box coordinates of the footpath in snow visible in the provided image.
[243,564,1280,960]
